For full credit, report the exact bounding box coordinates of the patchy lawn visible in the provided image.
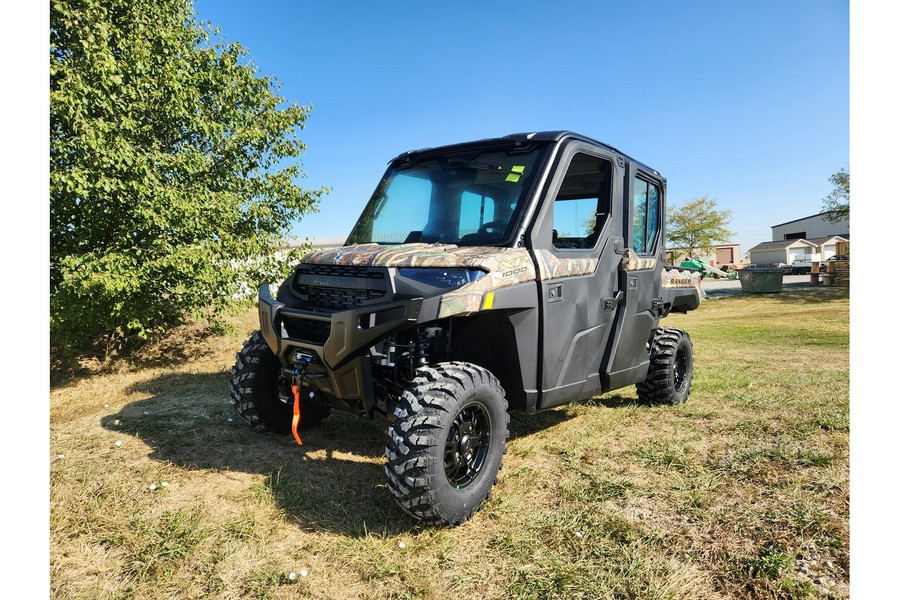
[50,288,849,599]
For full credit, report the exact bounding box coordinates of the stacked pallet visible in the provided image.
[832,259,850,287]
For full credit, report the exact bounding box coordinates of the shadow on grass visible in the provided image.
[507,393,637,439]
[704,284,848,305]
[102,371,412,537]
[508,407,574,441]
[588,394,642,409]
[50,320,238,390]
[103,374,645,538]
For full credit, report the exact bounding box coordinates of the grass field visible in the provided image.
[50,287,849,599]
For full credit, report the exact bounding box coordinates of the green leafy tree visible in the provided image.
[821,167,849,223]
[51,0,325,356]
[666,197,734,260]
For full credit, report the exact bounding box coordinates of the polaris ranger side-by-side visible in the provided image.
[230,131,701,525]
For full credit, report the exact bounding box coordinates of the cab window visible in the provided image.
[632,177,660,254]
[552,153,612,249]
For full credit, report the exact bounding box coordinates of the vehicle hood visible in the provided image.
[300,243,535,275]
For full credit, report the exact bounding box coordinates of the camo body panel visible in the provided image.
[533,249,599,280]
[301,243,537,318]
[300,243,698,317]
[661,267,702,291]
[620,248,658,271]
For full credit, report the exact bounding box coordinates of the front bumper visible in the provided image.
[257,284,423,407]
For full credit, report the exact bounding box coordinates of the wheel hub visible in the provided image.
[457,423,476,454]
[444,403,491,489]
[674,346,688,392]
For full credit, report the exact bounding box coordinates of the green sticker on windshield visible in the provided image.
[506,165,525,182]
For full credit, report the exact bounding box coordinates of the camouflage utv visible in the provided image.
[230,131,701,525]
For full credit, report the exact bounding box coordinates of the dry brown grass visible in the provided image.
[50,287,849,599]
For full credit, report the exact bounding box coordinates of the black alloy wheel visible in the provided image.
[444,402,491,489]
[385,362,509,525]
[674,344,689,394]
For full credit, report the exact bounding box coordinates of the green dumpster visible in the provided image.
[737,268,784,293]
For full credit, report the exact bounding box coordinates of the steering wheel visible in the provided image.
[477,221,505,235]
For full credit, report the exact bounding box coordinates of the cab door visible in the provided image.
[601,165,666,390]
[525,143,626,408]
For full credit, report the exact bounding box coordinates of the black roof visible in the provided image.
[771,211,847,229]
[392,131,663,181]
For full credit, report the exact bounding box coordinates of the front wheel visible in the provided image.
[385,362,509,525]
[636,327,694,405]
[229,331,330,433]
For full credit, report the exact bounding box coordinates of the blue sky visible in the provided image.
[195,0,848,254]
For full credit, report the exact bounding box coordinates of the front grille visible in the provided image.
[297,264,383,279]
[292,264,387,310]
[305,286,384,309]
[283,318,331,345]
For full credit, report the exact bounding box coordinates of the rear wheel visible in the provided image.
[385,362,509,525]
[636,327,694,405]
[229,331,329,433]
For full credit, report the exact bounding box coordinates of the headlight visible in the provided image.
[397,268,486,288]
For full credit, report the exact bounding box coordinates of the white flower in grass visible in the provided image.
[148,484,157,491]
[288,572,297,581]
[300,569,308,578]
[114,441,122,447]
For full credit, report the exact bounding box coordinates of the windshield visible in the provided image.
[346,143,548,246]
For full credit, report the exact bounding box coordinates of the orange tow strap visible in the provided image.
[291,384,303,446]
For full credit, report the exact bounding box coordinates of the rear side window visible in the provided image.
[632,177,660,254]
[552,153,612,249]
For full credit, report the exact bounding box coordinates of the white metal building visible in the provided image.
[770,211,849,242]
[748,211,849,266]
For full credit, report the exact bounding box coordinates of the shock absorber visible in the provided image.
[411,328,430,372]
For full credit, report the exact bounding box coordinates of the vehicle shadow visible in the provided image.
[507,392,636,438]
[103,372,412,537]
[103,373,643,537]
[586,394,643,409]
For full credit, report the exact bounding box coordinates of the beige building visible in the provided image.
[666,243,741,267]
[747,235,847,266]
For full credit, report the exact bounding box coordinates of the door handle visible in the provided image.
[548,284,563,303]
[604,291,624,311]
